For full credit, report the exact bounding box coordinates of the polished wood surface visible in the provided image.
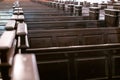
[0,30,16,49]
[5,20,16,30]
[12,54,40,80]
[17,22,28,35]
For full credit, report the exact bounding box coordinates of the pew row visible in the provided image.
[28,27,119,48]
[26,43,120,80]
[12,54,40,80]
[27,20,105,30]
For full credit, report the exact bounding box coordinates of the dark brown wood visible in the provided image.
[12,54,40,80]
[105,9,120,27]
[26,43,120,80]
[27,20,104,30]
[28,27,120,48]
[89,7,100,20]
[25,16,89,22]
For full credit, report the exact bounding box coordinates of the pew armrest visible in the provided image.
[12,54,40,80]
[5,20,16,30]
[0,30,16,49]
[17,22,28,35]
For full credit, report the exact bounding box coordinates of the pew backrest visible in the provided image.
[28,28,120,48]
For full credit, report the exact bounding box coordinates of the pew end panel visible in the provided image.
[5,20,16,30]
[0,30,16,80]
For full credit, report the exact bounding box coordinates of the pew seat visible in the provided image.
[28,27,120,48]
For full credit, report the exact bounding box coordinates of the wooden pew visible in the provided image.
[0,30,16,80]
[12,54,40,80]
[27,20,105,30]
[26,43,120,80]
[26,27,120,80]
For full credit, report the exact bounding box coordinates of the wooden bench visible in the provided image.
[0,30,16,80]
[5,20,16,30]
[28,27,120,48]
[27,20,105,30]
[25,27,120,80]
[12,54,40,80]
[25,43,120,80]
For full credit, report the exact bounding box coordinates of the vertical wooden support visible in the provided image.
[68,4,74,16]
[89,7,100,20]
[74,5,82,16]
[105,9,120,27]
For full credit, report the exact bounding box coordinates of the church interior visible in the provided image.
[1,0,120,80]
